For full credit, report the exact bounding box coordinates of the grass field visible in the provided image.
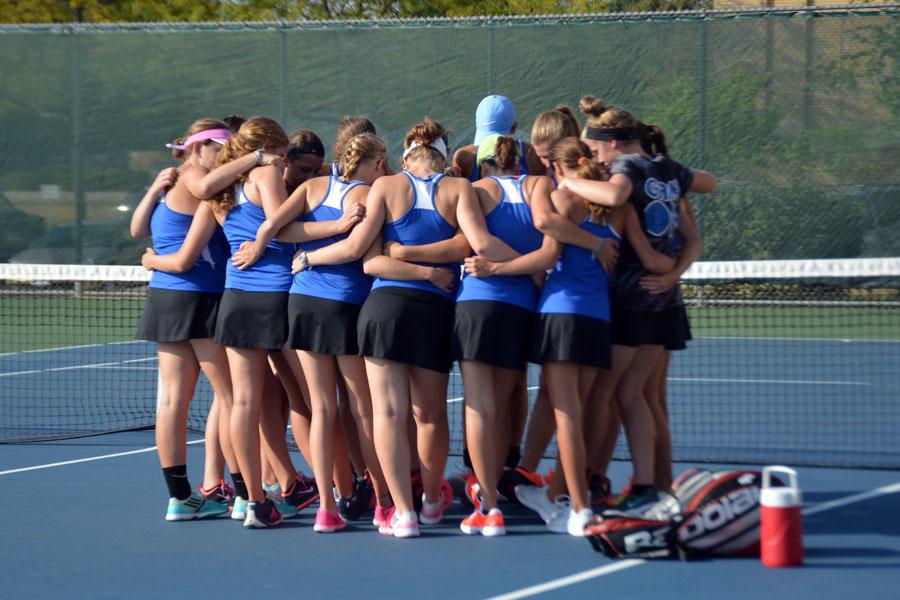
[1,295,899,354]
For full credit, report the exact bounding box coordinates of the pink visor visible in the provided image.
[165,128,232,150]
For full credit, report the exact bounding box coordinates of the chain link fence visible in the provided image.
[0,5,897,264]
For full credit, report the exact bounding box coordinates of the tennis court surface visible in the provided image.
[2,258,899,598]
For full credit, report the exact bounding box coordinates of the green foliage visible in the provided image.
[0,0,710,23]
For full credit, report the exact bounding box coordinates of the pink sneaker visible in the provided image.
[391,510,420,538]
[373,504,393,530]
[313,508,346,533]
[419,480,453,525]
[377,505,396,536]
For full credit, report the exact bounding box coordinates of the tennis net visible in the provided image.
[1,259,898,468]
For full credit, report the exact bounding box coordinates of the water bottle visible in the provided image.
[760,465,804,567]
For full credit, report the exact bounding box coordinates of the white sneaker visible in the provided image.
[515,484,557,522]
[640,491,681,521]
[419,488,451,525]
[567,507,593,537]
[547,505,571,534]
[391,510,420,538]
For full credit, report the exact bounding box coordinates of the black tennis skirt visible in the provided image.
[136,288,221,343]
[213,288,288,350]
[611,303,692,351]
[531,312,612,368]
[357,287,454,373]
[287,293,361,356]
[453,300,534,372]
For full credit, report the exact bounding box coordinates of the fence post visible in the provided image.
[70,29,85,264]
[487,24,496,94]
[765,12,774,110]
[803,6,815,130]
[698,17,708,169]
[279,28,289,127]
[697,16,710,234]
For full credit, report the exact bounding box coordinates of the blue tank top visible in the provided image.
[147,195,227,293]
[290,176,372,304]
[469,140,530,182]
[331,162,340,176]
[222,184,294,292]
[371,171,459,299]
[456,175,543,311]
[537,218,621,322]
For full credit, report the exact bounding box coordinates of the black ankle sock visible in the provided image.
[162,465,192,500]
[463,448,473,469]
[632,484,656,495]
[231,472,248,499]
[505,446,522,470]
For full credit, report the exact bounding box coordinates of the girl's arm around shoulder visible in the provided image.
[274,178,365,244]
[531,180,605,252]
[186,152,281,199]
[688,169,717,194]
[557,173,631,208]
[300,180,387,269]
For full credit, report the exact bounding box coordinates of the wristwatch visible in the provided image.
[593,238,606,262]
[298,251,311,271]
[254,149,263,165]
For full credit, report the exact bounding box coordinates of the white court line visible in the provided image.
[446,386,541,404]
[0,356,156,378]
[487,479,900,600]
[0,439,205,477]
[802,482,900,516]
[487,561,645,600]
[668,377,872,387]
[0,340,144,358]
[698,336,899,344]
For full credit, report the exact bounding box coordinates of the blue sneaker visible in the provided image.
[231,496,248,521]
[166,494,228,521]
[275,501,299,519]
[244,499,283,529]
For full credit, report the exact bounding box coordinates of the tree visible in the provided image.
[0,0,709,24]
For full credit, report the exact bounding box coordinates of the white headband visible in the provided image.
[402,138,448,160]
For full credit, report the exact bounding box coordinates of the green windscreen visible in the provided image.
[0,8,897,264]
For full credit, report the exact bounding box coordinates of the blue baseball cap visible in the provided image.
[474,95,516,145]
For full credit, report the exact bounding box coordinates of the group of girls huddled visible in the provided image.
[131,93,715,538]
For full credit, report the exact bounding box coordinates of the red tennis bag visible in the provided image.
[586,469,768,560]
